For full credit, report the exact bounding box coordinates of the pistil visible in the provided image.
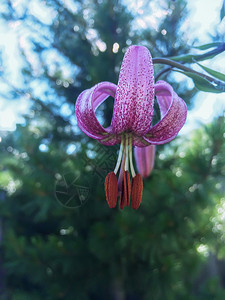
[104,134,143,210]
[120,134,131,209]
[129,135,143,210]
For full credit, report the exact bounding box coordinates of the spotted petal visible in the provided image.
[75,81,120,145]
[143,81,187,145]
[111,45,155,135]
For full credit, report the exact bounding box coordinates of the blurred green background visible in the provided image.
[0,0,225,299]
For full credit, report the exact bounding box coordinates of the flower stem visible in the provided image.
[153,57,223,85]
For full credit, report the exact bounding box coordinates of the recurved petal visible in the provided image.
[134,145,155,178]
[132,136,150,147]
[111,45,155,135]
[75,82,117,141]
[99,133,121,146]
[143,81,187,145]
[154,81,174,118]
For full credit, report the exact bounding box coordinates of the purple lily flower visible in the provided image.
[76,45,187,209]
[134,145,155,178]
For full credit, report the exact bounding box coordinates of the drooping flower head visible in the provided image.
[76,45,187,209]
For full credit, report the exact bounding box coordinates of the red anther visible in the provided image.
[104,172,118,208]
[131,174,143,210]
[120,171,131,209]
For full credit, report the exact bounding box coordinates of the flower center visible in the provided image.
[104,133,143,210]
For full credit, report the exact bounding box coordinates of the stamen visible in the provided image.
[114,135,124,175]
[120,170,131,209]
[129,135,136,178]
[131,174,143,210]
[105,134,134,209]
[105,171,118,208]
[124,134,129,172]
[117,151,125,192]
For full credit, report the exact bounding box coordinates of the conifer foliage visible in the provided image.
[0,0,225,299]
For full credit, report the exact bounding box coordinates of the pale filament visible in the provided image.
[129,134,136,178]
[124,134,129,172]
[114,135,124,175]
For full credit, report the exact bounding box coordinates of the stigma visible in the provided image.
[104,134,143,210]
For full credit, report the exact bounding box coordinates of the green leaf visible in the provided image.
[196,62,225,82]
[169,54,195,63]
[174,70,225,93]
[193,42,224,51]
[169,52,219,63]
[169,43,225,63]
[221,0,225,21]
